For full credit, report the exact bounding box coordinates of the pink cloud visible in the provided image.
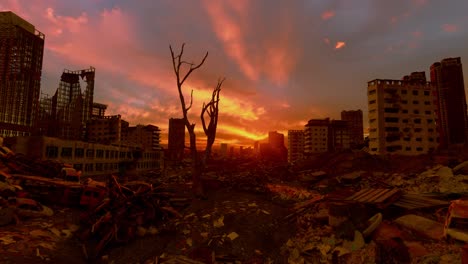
[335,41,346,49]
[324,38,330,44]
[413,0,428,6]
[321,10,335,20]
[442,23,458,32]
[412,31,423,38]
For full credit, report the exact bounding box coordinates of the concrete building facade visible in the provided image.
[367,74,439,155]
[124,124,161,151]
[86,115,128,145]
[430,57,468,147]
[330,120,351,151]
[0,12,44,138]
[4,136,162,177]
[341,110,364,148]
[287,130,304,163]
[168,118,185,161]
[304,119,329,155]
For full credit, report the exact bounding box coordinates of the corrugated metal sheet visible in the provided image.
[345,188,402,208]
[393,194,449,210]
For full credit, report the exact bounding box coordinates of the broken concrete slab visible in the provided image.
[394,214,444,240]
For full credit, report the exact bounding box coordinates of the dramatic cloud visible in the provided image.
[321,10,335,20]
[1,0,468,148]
[442,23,459,33]
[335,41,346,49]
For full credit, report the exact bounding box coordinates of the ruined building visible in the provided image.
[341,110,364,148]
[287,130,304,163]
[168,118,185,161]
[0,12,44,137]
[430,57,468,147]
[367,72,439,155]
[37,67,95,140]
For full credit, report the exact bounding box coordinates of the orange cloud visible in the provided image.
[324,38,331,44]
[442,24,458,32]
[335,41,346,49]
[321,10,335,20]
[218,124,266,141]
[203,1,258,81]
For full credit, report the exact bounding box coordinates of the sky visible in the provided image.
[2,0,468,147]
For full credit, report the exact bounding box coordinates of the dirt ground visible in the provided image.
[0,185,296,264]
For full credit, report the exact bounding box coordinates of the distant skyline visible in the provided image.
[2,0,468,146]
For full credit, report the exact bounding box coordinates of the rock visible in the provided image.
[436,166,453,178]
[342,231,365,251]
[394,214,444,240]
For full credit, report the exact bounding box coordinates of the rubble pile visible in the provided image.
[78,175,188,259]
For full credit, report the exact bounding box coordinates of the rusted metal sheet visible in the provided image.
[393,194,449,210]
[345,188,402,208]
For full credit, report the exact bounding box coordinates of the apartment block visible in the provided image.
[304,118,329,155]
[430,57,468,147]
[168,118,185,161]
[4,136,162,177]
[124,124,161,151]
[0,12,44,137]
[367,73,439,155]
[287,130,304,163]
[86,114,129,144]
[330,120,351,151]
[341,110,364,148]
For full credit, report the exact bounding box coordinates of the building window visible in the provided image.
[371,148,377,151]
[73,164,83,171]
[406,147,411,151]
[429,138,434,142]
[75,148,84,158]
[384,108,399,113]
[424,91,430,96]
[369,100,376,104]
[368,89,376,95]
[96,163,103,172]
[86,149,95,158]
[424,101,431,105]
[404,137,410,141]
[401,90,407,94]
[85,164,94,172]
[427,119,434,124]
[414,110,420,114]
[416,147,423,151]
[412,90,418,95]
[402,119,408,123]
[402,100,408,104]
[61,147,73,158]
[425,110,431,115]
[414,118,421,124]
[45,146,58,158]
[413,100,419,104]
[96,149,104,158]
[429,128,434,132]
[385,117,399,123]
[385,127,399,132]
[414,128,422,132]
[416,138,422,142]
[402,109,408,113]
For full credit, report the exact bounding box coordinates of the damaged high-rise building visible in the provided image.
[0,12,45,138]
[36,67,95,140]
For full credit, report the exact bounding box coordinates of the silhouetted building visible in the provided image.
[92,102,107,118]
[287,130,304,163]
[304,118,329,155]
[430,57,468,147]
[124,124,161,151]
[260,131,287,162]
[367,76,438,155]
[86,115,128,144]
[330,120,351,151]
[341,110,363,148]
[168,118,185,161]
[220,143,228,158]
[0,12,44,137]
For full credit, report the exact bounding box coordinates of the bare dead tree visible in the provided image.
[201,78,224,165]
[170,43,228,198]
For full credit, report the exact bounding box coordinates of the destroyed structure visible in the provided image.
[0,11,45,138]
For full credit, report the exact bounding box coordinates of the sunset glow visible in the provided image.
[1,0,468,147]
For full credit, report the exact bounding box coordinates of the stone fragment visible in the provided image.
[394,214,444,240]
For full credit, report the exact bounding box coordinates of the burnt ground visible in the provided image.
[1,185,295,264]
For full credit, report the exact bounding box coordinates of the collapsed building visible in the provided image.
[36,67,95,140]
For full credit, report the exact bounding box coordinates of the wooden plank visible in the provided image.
[356,189,386,202]
[374,189,401,203]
